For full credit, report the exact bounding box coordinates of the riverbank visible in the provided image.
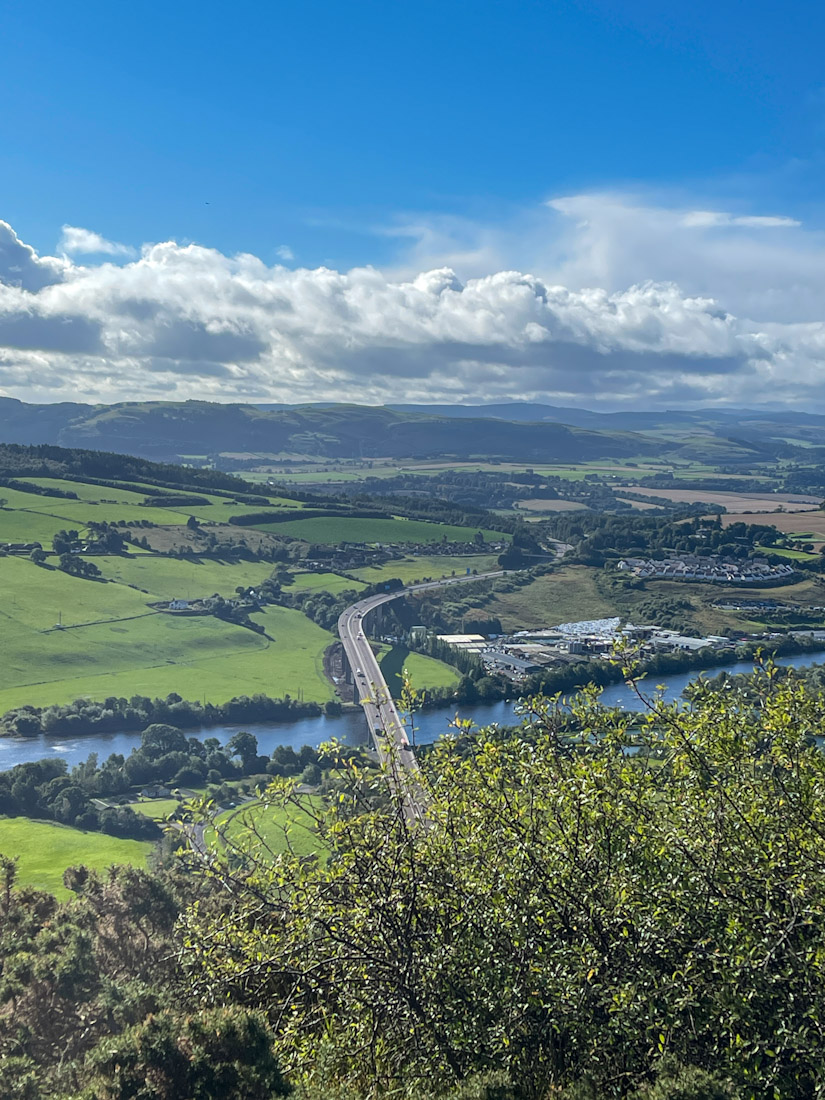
[2,650,824,772]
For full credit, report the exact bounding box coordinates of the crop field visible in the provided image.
[0,817,152,896]
[722,511,825,544]
[95,554,276,599]
[377,645,460,697]
[352,553,501,585]
[625,486,820,512]
[211,796,325,860]
[253,516,506,544]
[0,561,335,712]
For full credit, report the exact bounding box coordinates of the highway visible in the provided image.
[337,570,506,823]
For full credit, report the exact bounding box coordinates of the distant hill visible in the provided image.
[0,398,662,463]
[1,397,824,465]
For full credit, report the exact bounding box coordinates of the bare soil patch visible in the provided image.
[516,499,591,512]
[721,510,825,544]
[625,486,820,512]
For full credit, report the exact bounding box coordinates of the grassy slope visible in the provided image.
[95,555,276,599]
[0,557,335,710]
[377,644,460,697]
[464,565,825,636]
[471,567,618,631]
[254,516,506,544]
[0,817,152,897]
[287,571,366,594]
[352,553,500,585]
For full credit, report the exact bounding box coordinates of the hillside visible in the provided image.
[0,398,663,463]
[4,396,825,466]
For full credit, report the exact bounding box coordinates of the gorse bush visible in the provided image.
[182,666,825,1097]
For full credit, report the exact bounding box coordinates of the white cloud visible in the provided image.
[275,244,295,261]
[59,225,136,257]
[679,211,801,229]
[0,198,824,410]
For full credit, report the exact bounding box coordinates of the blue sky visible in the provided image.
[1,0,825,407]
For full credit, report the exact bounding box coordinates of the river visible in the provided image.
[2,651,823,771]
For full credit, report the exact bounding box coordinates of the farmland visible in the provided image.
[723,510,825,544]
[625,486,820,512]
[352,552,500,585]
[0,817,152,897]
[0,562,336,712]
[95,554,276,599]
[288,571,366,594]
[251,515,506,544]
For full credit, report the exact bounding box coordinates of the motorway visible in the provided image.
[337,570,506,823]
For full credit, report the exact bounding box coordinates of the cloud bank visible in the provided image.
[0,196,823,409]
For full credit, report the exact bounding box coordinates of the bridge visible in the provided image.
[337,571,506,822]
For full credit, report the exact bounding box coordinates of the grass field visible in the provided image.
[0,817,153,896]
[759,546,819,561]
[126,798,182,820]
[0,481,305,548]
[288,571,366,594]
[464,567,617,632]
[352,553,500,585]
[95,555,276,599]
[212,796,324,860]
[0,568,336,712]
[377,644,460,697]
[0,555,153,628]
[252,516,506,544]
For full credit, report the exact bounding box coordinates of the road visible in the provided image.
[337,570,506,822]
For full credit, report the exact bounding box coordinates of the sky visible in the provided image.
[2,0,825,410]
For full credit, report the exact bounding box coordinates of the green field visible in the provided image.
[0,817,153,897]
[352,552,500,585]
[211,796,324,860]
[760,546,819,561]
[378,645,460,697]
[0,555,153,628]
[288,571,366,594]
[95,554,276,599]
[126,798,182,820]
[0,481,305,547]
[252,516,506,545]
[0,558,336,711]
